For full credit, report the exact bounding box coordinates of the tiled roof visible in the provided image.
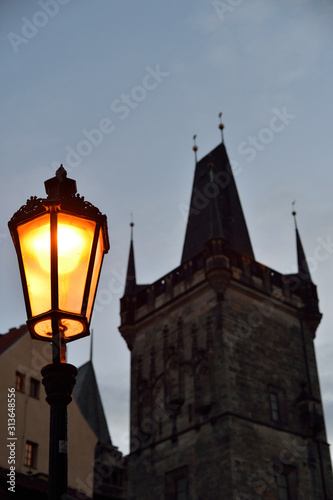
[0,324,28,355]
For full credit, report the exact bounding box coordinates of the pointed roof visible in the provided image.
[124,221,139,296]
[292,210,312,283]
[73,360,112,447]
[181,142,254,264]
[295,227,312,283]
[125,240,136,295]
[288,210,320,318]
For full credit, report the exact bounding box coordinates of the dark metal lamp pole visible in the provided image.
[42,360,77,499]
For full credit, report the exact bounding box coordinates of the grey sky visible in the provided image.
[1,0,333,455]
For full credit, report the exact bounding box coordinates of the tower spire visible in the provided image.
[292,202,312,283]
[124,217,137,295]
[181,139,254,264]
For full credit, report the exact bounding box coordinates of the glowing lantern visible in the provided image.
[8,166,109,344]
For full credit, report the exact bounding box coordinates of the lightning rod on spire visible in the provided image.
[193,135,198,163]
[130,213,134,240]
[292,200,297,228]
[218,112,224,143]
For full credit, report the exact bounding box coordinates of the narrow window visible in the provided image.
[276,466,298,500]
[277,473,290,500]
[165,466,188,500]
[24,441,38,468]
[268,384,288,424]
[15,372,25,392]
[29,378,40,399]
[188,404,192,423]
[270,393,280,422]
[176,477,187,500]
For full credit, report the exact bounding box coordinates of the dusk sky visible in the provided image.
[1,0,333,456]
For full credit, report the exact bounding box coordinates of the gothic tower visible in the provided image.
[119,130,333,499]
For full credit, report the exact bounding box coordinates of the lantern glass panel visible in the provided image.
[34,318,85,339]
[86,227,105,322]
[57,213,96,314]
[17,214,51,316]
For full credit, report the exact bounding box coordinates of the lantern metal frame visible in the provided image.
[8,173,110,346]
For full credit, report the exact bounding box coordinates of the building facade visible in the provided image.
[119,139,333,499]
[0,325,126,499]
[0,325,97,498]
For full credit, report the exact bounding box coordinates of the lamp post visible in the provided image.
[8,166,110,500]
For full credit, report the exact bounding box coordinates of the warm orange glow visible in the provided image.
[57,213,96,315]
[17,212,96,328]
[18,215,52,316]
[12,201,108,342]
[32,221,86,274]
[86,228,104,322]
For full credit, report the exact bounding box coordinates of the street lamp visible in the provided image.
[8,166,109,499]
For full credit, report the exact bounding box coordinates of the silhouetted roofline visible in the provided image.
[73,360,112,447]
[0,324,28,355]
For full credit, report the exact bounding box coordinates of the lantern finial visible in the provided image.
[44,165,77,200]
[56,164,67,180]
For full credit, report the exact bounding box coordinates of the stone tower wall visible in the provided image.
[120,239,333,499]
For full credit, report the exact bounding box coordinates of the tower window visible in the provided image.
[268,385,287,424]
[276,465,298,500]
[270,393,280,422]
[175,477,187,500]
[15,372,25,392]
[188,404,193,423]
[165,466,188,500]
[24,441,38,468]
[277,473,289,500]
[29,378,40,398]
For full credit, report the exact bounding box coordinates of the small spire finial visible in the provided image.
[218,112,225,143]
[193,134,198,163]
[56,164,67,180]
[292,200,297,228]
[130,213,134,239]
